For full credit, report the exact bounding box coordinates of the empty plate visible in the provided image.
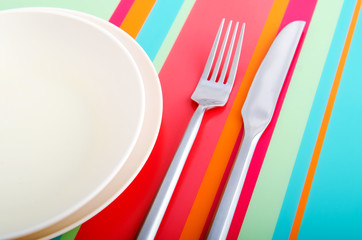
[0,8,145,238]
[19,8,164,240]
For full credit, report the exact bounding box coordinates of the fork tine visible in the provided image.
[219,22,239,84]
[210,20,232,82]
[226,22,245,86]
[201,19,225,79]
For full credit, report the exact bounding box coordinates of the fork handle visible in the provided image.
[138,104,207,240]
[207,130,262,240]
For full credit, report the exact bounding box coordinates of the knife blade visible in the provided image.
[207,21,305,240]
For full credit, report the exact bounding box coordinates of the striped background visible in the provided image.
[2,0,362,239]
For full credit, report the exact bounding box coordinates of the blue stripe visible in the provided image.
[298,3,362,238]
[136,0,185,60]
[272,1,357,239]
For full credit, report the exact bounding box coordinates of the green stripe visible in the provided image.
[152,0,196,73]
[59,226,81,240]
[273,0,357,238]
[238,0,344,239]
[0,0,119,20]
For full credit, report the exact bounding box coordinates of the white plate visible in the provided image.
[0,9,145,239]
[11,8,163,240]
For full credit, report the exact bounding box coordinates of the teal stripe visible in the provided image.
[136,0,184,60]
[238,1,344,239]
[298,4,362,238]
[152,0,196,72]
[272,1,357,239]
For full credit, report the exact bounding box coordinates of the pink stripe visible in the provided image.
[154,0,275,238]
[109,0,135,26]
[226,0,318,239]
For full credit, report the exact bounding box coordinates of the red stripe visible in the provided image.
[155,0,276,238]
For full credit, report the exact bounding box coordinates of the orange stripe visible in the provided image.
[120,0,156,38]
[179,0,290,239]
[289,1,362,239]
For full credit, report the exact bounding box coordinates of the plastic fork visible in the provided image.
[137,19,245,240]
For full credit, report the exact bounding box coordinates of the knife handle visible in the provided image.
[208,131,262,240]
